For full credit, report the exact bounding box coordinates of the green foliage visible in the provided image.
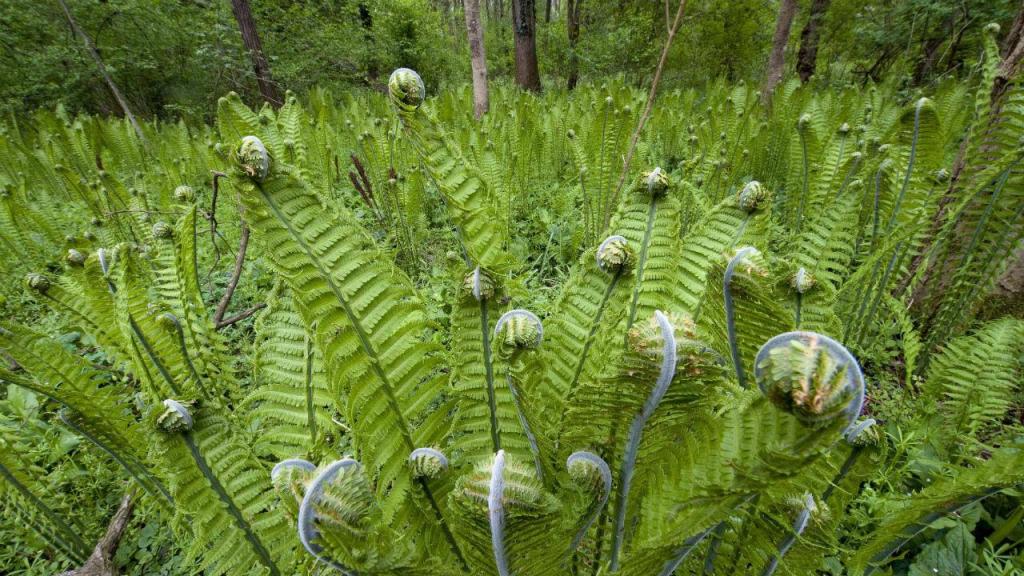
[1,57,1024,575]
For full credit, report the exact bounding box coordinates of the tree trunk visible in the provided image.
[762,0,798,100]
[546,0,552,22]
[230,0,282,107]
[566,0,582,89]
[511,0,542,91]
[795,0,829,83]
[56,0,146,144]
[358,3,379,83]
[464,0,490,119]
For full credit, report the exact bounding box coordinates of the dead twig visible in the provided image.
[213,221,251,327]
[605,0,688,229]
[217,303,267,330]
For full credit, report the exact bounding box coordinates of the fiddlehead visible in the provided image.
[156,398,194,433]
[494,309,545,480]
[611,310,677,571]
[297,458,361,575]
[565,451,612,559]
[753,331,865,430]
[409,447,449,479]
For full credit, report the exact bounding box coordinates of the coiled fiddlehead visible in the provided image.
[738,180,768,212]
[408,447,449,479]
[611,310,677,571]
[754,331,865,430]
[388,68,426,111]
[565,451,612,559]
[465,266,496,301]
[297,459,360,575]
[494,309,545,480]
[156,399,193,433]
[235,136,270,182]
[596,235,632,273]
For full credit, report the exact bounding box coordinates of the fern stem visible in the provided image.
[182,432,280,576]
[657,523,719,576]
[760,494,814,576]
[162,313,205,391]
[58,410,173,506]
[625,198,659,332]
[886,99,927,234]
[505,369,543,481]
[297,459,358,575]
[611,311,677,571]
[566,268,622,406]
[0,460,89,563]
[863,485,1012,576]
[489,450,510,576]
[795,125,809,235]
[128,316,181,397]
[481,298,501,451]
[701,522,728,575]
[304,334,318,450]
[724,247,757,388]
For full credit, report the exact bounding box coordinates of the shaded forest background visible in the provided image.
[1,0,1019,121]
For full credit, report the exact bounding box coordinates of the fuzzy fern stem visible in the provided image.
[610,310,677,571]
[760,493,816,576]
[724,247,757,388]
[489,450,510,576]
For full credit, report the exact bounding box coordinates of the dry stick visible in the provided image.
[56,0,147,147]
[604,0,688,230]
[213,221,252,328]
[210,171,227,248]
[59,488,136,576]
[217,303,267,330]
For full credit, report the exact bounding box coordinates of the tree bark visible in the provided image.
[464,0,490,118]
[230,0,283,107]
[566,0,582,89]
[795,0,829,83]
[511,0,542,91]
[56,0,146,144]
[762,0,798,100]
[546,0,552,22]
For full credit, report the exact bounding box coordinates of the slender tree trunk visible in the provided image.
[546,0,552,22]
[56,0,146,143]
[511,0,542,91]
[566,0,582,89]
[230,0,282,107]
[795,0,829,83]
[762,0,798,100]
[358,4,379,83]
[464,0,490,119]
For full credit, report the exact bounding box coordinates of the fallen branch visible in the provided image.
[59,488,136,576]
